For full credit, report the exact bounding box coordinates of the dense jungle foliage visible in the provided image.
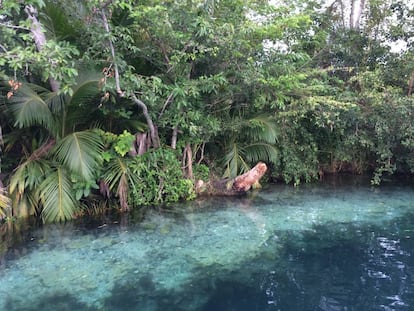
[1,0,414,222]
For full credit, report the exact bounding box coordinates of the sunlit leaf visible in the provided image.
[0,186,11,218]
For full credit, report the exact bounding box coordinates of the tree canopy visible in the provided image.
[1,0,414,221]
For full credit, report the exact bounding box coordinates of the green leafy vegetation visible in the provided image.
[1,0,414,222]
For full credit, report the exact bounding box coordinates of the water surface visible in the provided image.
[1,176,414,310]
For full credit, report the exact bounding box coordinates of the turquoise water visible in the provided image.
[1,176,414,310]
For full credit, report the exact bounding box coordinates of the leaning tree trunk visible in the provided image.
[196,162,268,196]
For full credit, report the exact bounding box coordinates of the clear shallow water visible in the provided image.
[1,176,414,310]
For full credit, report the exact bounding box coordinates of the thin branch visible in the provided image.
[24,5,46,53]
[0,22,30,31]
[26,138,56,162]
[159,91,175,117]
[197,142,205,165]
[171,126,178,149]
[99,6,160,148]
[24,5,60,92]
[131,93,160,148]
[101,8,124,97]
[408,69,414,96]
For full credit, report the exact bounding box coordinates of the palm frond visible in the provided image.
[9,160,52,216]
[103,157,130,191]
[70,76,101,105]
[44,91,66,115]
[0,185,11,219]
[6,84,55,133]
[12,190,40,218]
[41,1,83,41]
[103,157,140,192]
[222,142,249,178]
[53,130,103,180]
[244,143,280,165]
[9,160,52,195]
[38,166,78,222]
[102,157,141,209]
[65,74,102,130]
[125,120,147,133]
[245,115,279,143]
[220,114,280,178]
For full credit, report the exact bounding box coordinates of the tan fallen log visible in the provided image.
[196,162,268,196]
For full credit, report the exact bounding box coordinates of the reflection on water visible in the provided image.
[1,176,414,310]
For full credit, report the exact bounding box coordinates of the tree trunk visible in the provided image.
[101,8,124,96]
[98,9,159,149]
[354,0,366,29]
[131,94,160,148]
[408,69,414,96]
[25,5,60,93]
[171,126,178,149]
[349,0,355,29]
[183,143,193,179]
[196,162,267,196]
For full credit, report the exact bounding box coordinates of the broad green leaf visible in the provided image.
[53,130,103,180]
[39,166,78,222]
[245,143,279,165]
[222,142,249,178]
[9,160,51,195]
[7,85,55,132]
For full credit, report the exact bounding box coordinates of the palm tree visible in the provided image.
[220,114,280,178]
[3,74,104,222]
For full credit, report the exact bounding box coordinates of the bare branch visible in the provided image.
[159,91,174,117]
[100,8,124,97]
[24,4,60,92]
[131,93,160,148]
[171,126,178,149]
[99,7,160,148]
[408,69,414,96]
[24,5,46,52]
[26,138,56,162]
[196,142,205,165]
[0,22,30,31]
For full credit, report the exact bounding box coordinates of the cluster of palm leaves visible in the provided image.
[220,115,280,179]
[1,73,283,222]
[1,74,105,222]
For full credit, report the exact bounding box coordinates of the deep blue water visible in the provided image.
[1,176,414,310]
